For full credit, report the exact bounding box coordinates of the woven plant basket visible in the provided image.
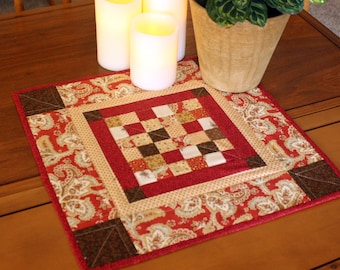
[189,0,290,93]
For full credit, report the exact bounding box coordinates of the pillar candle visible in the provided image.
[94,0,142,71]
[142,0,187,61]
[130,13,178,91]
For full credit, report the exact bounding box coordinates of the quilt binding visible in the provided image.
[12,59,340,270]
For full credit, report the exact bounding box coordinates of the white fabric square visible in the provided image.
[204,152,226,167]
[198,117,217,130]
[135,170,158,186]
[152,105,174,118]
[180,145,201,159]
[109,126,129,140]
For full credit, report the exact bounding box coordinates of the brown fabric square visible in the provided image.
[191,87,209,97]
[138,143,160,157]
[197,141,219,155]
[289,160,340,199]
[19,86,65,116]
[205,128,226,140]
[74,219,137,268]
[125,186,146,203]
[149,128,170,142]
[246,155,266,168]
[83,110,103,122]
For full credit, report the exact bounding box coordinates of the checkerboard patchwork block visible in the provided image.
[86,87,265,201]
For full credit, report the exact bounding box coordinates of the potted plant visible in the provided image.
[189,0,318,92]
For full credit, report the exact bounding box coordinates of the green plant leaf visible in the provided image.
[265,0,304,14]
[247,0,268,26]
[206,0,250,26]
[232,0,251,9]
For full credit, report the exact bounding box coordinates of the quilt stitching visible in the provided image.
[14,59,340,270]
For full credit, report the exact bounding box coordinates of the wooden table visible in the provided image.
[1,1,339,269]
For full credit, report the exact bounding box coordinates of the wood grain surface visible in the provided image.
[0,1,339,269]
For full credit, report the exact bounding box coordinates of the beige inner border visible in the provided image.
[69,80,285,217]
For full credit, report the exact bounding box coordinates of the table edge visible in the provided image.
[299,10,340,48]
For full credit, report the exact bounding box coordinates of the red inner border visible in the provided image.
[88,88,259,198]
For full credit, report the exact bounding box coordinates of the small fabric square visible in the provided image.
[197,141,219,155]
[246,154,266,168]
[180,145,201,159]
[119,112,139,125]
[144,154,166,171]
[169,160,192,176]
[205,128,226,140]
[154,166,174,180]
[116,137,135,149]
[175,111,196,124]
[167,102,179,114]
[83,110,102,122]
[214,138,234,151]
[182,120,203,133]
[191,87,209,97]
[204,152,226,167]
[186,131,210,145]
[162,149,183,164]
[109,126,129,140]
[154,139,178,153]
[142,118,163,132]
[138,143,160,157]
[190,107,209,119]
[124,122,145,136]
[152,105,174,118]
[198,117,217,130]
[121,147,143,162]
[149,128,170,142]
[165,124,187,138]
[135,170,158,186]
[131,133,153,147]
[105,116,122,128]
[124,186,146,203]
[159,115,180,127]
[186,156,208,171]
[182,98,202,111]
[128,159,148,172]
[136,109,156,121]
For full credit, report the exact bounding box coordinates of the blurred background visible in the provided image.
[0,0,338,37]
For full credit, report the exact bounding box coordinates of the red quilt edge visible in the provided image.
[96,190,340,270]
[11,92,90,270]
[11,62,340,270]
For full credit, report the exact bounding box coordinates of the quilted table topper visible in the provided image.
[13,59,340,269]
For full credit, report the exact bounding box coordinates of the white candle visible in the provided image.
[95,0,142,71]
[142,0,187,61]
[130,13,178,91]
